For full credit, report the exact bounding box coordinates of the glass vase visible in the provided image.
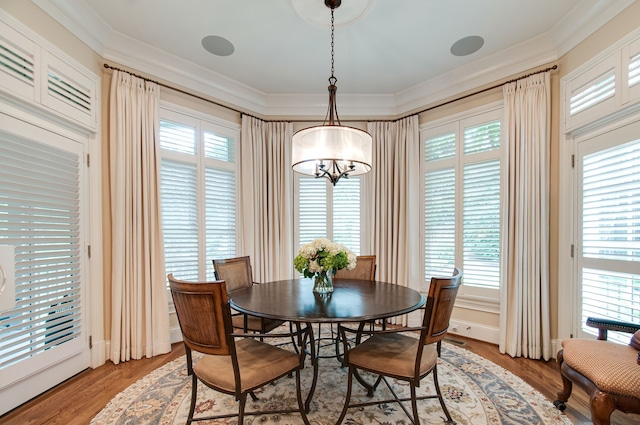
[313,270,334,293]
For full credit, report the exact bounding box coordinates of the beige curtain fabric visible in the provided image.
[366,116,421,325]
[109,70,171,364]
[238,116,294,282]
[500,72,552,360]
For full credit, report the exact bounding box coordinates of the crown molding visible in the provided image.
[30,0,635,118]
[31,0,110,55]
[550,0,636,57]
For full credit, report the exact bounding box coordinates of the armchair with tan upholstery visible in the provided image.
[555,317,640,425]
[336,268,462,424]
[168,274,311,424]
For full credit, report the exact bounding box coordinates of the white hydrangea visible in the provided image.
[307,260,322,273]
[293,238,357,276]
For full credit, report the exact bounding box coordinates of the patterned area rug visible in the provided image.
[91,337,571,425]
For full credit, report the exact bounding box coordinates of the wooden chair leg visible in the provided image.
[554,351,573,411]
[590,391,616,425]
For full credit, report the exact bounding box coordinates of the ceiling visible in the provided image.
[33,0,635,117]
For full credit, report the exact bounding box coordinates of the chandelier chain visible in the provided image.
[330,7,335,81]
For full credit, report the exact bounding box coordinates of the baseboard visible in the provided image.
[90,339,107,368]
[170,325,183,344]
[448,319,500,345]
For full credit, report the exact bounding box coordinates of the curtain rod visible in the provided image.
[103,63,266,122]
[374,64,558,123]
[104,63,557,124]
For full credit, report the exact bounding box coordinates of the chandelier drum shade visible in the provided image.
[291,125,372,179]
[291,0,372,186]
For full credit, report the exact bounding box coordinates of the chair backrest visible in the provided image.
[212,256,253,293]
[334,255,376,281]
[168,274,232,356]
[420,268,462,347]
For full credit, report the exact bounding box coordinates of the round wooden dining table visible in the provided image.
[229,278,426,411]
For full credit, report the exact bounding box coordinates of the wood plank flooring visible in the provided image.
[1,336,638,425]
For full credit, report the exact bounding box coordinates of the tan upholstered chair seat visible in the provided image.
[561,339,640,399]
[349,333,439,379]
[195,338,300,393]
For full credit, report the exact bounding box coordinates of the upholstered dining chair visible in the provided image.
[212,256,284,334]
[334,255,376,281]
[324,255,377,358]
[168,274,311,425]
[554,317,640,425]
[336,268,462,424]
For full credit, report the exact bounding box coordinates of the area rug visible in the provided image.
[91,339,571,425]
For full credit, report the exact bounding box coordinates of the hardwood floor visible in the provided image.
[1,336,638,425]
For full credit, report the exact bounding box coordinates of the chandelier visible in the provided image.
[291,0,372,186]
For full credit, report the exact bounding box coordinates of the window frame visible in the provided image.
[293,174,364,260]
[420,103,503,310]
[158,103,240,283]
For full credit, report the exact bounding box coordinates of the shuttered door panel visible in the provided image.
[577,120,640,343]
[0,113,87,415]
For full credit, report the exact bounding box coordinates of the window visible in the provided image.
[577,122,640,343]
[159,106,238,282]
[296,176,361,255]
[422,107,502,300]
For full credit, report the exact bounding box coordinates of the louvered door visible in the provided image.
[575,119,640,343]
[0,113,89,415]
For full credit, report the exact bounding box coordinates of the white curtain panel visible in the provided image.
[500,72,552,360]
[109,70,171,364]
[366,116,421,326]
[238,116,294,282]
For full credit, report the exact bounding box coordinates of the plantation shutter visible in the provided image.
[159,116,237,283]
[0,133,83,369]
[160,159,198,281]
[423,112,502,295]
[579,134,640,343]
[425,168,456,276]
[205,167,235,280]
[463,160,501,287]
[424,131,456,278]
[333,177,360,254]
[462,120,501,288]
[160,120,199,281]
[298,177,327,246]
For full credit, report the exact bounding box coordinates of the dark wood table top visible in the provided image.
[229,278,425,323]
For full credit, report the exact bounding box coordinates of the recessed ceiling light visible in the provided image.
[202,35,235,57]
[450,35,484,57]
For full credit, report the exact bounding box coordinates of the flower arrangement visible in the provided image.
[294,238,356,293]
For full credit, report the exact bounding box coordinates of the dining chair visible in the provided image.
[212,256,284,334]
[336,267,462,424]
[334,255,376,281]
[168,274,311,425]
[322,255,377,359]
[554,317,640,425]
